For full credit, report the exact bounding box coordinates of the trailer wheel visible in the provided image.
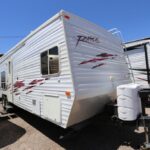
[2,96,7,110]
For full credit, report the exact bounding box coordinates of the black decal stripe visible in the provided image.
[137,77,148,81]
[139,72,148,75]
[129,68,148,72]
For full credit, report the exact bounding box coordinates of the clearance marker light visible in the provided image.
[65,91,71,97]
[64,15,70,20]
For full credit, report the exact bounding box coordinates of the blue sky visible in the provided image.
[0,0,149,53]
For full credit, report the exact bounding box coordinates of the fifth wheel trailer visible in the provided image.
[0,10,131,128]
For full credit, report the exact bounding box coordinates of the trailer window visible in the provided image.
[1,71,6,89]
[49,46,59,74]
[41,46,59,75]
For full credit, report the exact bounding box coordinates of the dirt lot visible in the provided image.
[0,102,146,150]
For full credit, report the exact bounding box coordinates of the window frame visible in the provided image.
[40,46,60,77]
[1,71,6,90]
[40,50,49,75]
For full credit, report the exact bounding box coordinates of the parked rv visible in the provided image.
[0,10,131,128]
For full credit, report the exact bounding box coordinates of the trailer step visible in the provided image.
[0,112,17,119]
[0,107,16,119]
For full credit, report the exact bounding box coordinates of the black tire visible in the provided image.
[2,96,7,110]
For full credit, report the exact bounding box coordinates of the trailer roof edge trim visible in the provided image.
[125,37,150,49]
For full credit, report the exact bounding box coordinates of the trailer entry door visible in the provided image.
[7,60,13,103]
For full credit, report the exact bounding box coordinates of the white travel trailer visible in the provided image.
[0,10,131,128]
[125,38,150,87]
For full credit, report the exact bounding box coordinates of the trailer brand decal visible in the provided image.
[76,35,100,46]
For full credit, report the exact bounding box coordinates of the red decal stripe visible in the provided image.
[23,85,35,91]
[79,58,108,65]
[29,80,38,85]
[26,91,32,94]
[14,81,25,88]
[29,79,44,85]
[15,93,20,96]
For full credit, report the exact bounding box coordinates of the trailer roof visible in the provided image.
[125,37,150,48]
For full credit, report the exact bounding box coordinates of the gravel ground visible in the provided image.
[0,103,147,150]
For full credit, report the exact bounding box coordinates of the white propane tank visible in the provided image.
[117,83,142,121]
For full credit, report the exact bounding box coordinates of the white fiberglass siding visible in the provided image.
[11,17,74,128]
